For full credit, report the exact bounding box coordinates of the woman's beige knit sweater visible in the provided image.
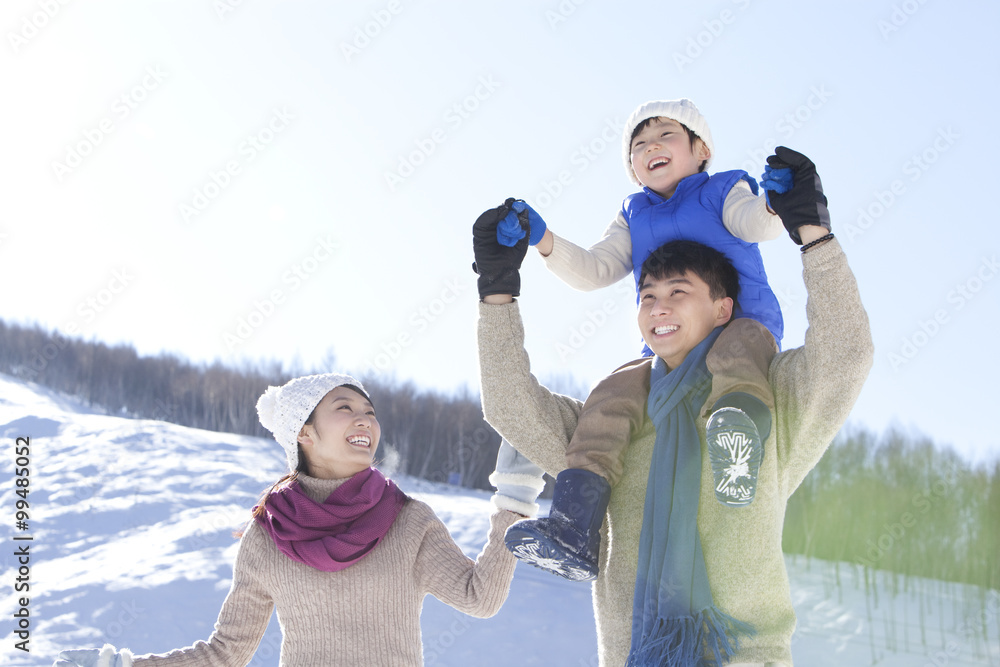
[133,474,519,666]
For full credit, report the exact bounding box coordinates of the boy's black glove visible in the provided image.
[472,198,529,298]
[764,146,831,244]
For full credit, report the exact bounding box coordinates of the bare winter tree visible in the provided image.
[0,317,995,592]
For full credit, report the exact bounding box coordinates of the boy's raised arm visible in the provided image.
[539,211,634,291]
[721,178,784,243]
[493,195,633,291]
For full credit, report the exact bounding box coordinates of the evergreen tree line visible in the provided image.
[1,319,997,589]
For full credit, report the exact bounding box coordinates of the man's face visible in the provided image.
[637,270,733,369]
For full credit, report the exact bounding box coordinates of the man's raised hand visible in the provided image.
[473,198,529,299]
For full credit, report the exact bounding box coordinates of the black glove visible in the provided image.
[765,146,831,244]
[472,198,529,299]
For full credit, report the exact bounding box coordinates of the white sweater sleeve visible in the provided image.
[722,179,784,243]
[540,211,633,291]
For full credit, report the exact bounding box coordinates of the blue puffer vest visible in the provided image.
[625,169,783,346]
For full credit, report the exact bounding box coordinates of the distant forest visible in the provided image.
[1,318,997,593]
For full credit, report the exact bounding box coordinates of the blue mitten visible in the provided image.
[496,200,547,247]
[54,644,134,667]
[760,164,794,209]
[761,164,794,193]
[764,146,831,243]
[489,439,546,517]
[473,198,529,298]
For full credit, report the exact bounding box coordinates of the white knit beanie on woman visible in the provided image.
[622,98,715,186]
[256,373,369,472]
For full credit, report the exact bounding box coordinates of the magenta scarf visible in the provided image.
[255,467,407,572]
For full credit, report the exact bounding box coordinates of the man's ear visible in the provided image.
[716,297,734,326]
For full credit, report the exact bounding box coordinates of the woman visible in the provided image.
[54,373,544,666]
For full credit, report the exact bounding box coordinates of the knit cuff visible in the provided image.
[489,470,546,494]
[491,493,539,518]
[800,235,841,268]
[98,644,134,667]
[489,470,546,517]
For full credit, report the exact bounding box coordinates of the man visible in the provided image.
[472,148,873,666]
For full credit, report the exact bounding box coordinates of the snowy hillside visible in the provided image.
[1,373,997,666]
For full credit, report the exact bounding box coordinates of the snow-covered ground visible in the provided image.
[1,373,997,666]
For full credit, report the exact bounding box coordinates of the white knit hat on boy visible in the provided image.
[622,98,715,186]
[256,373,369,472]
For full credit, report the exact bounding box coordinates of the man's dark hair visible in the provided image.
[630,117,708,173]
[639,240,740,306]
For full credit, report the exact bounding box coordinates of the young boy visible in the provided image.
[496,99,821,581]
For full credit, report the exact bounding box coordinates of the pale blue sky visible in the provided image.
[3,0,998,463]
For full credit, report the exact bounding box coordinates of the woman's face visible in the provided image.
[297,386,380,480]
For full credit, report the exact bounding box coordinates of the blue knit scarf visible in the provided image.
[626,327,754,666]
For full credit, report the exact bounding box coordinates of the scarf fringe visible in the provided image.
[626,605,755,667]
